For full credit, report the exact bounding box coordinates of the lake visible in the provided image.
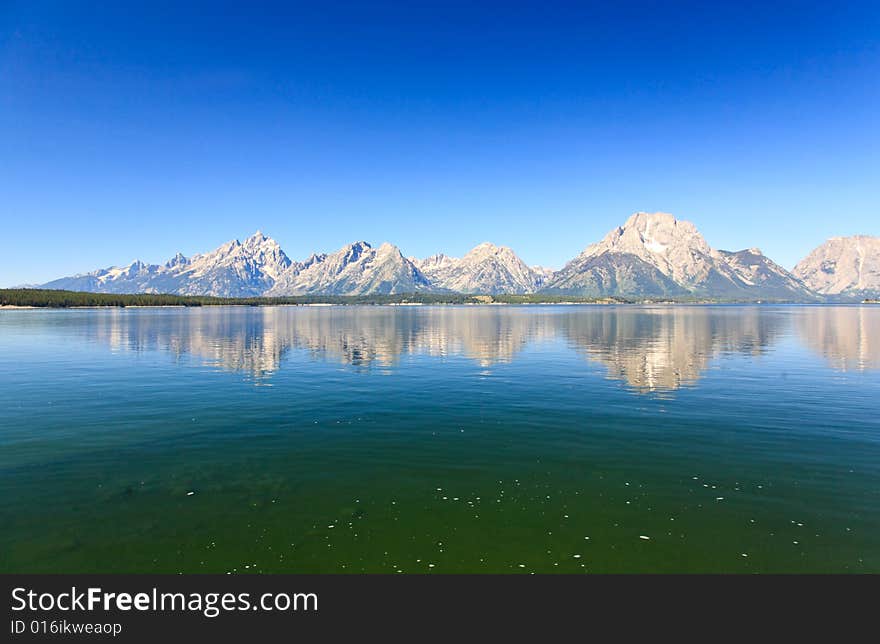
[1,305,878,573]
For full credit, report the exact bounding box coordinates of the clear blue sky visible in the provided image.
[2,1,878,286]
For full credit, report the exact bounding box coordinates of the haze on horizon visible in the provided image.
[1,1,878,287]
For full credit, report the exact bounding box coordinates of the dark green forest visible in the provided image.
[2,289,823,308]
[0,289,633,307]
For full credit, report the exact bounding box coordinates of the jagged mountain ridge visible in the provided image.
[267,241,434,296]
[42,232,293,297]
[37,213,876,299]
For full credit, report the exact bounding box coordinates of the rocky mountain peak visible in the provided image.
[572,212,726,292]
[415,241,544,294]
[376,241,401,256]
[337,241,371,262]
[543,212,816,299]
[464,242,518,261]
[411,253,457,273]
[242,230,268,246]
[266,240,430,296]
[606,211,711,257]
[164,252,189,269]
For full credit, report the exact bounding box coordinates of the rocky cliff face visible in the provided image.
[793,236,880,299]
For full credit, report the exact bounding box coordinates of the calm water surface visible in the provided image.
[1,305,878,573]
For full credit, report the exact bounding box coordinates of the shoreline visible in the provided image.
[2,288,875,309]
[3,301,876,310]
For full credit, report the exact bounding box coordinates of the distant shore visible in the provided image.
[0,289,628,308]
[2,288,873,308]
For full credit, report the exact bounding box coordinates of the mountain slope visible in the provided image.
[414,242,547,294]
[411,253,457,275]
[42,232,291,297]
[718,248,817,300]
[793,236,880,299]
[268,242,434,295]
[530,266,556,289]
[34,218,849,300]
[42,260,163,294]
[171,231,292,297]
[541,252,688,297]
[556,212,751,296]
[542,212,812,300]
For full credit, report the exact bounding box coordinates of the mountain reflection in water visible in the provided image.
[76,305,880,392]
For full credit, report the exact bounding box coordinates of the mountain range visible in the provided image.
[37,213,880,301]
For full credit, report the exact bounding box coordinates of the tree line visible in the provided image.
[0,289,635,308]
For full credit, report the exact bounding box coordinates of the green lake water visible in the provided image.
[1,305,878,573]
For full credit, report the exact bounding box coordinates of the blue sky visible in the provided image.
[2,1,878,285]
